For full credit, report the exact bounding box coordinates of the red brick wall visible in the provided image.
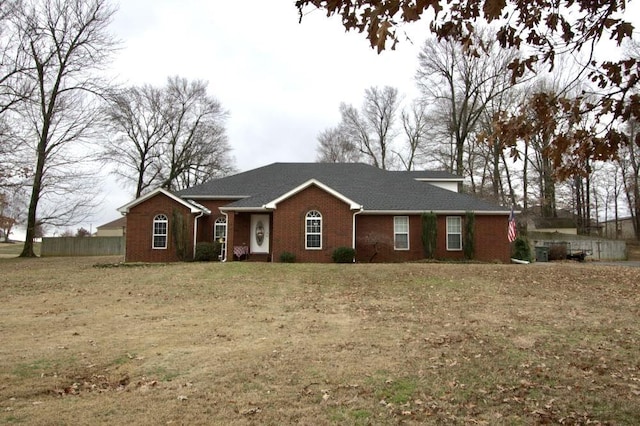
[272,185,353,262]
[356,214,511,263]
[356,215,422,262]
[432,215,511,262]
[471,215,511,262]
[125,192,511,264]
[124,193,195,262]
[232,214,251,248]
[434,215,464,262]
[194,200,236,242]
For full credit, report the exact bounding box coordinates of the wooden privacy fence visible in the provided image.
[41,236,124,257]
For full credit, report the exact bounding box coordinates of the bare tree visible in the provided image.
[0,118,16,189]
[159,76,234,191]
[0,0,30,116]
[14,0,117,257]
[1,1,30,190]
[0,187,26,242]
[103,77,235,195]
[315,126,361,163]
[395,100,429,171]
[103,85,167,197]
[616,40,640,240]
[297,0,638,178]
[339,86,400,170]
[618,118,640,240]
[520,61,587,218]
[591,162,624,238]
[416,31,526,178]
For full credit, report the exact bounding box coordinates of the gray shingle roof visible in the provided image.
[177,163,509,213]
[97,216,127,229]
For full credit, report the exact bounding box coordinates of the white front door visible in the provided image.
[250,214,270,254]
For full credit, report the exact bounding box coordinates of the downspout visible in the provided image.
[352,207,363,263]
[192,211,204,260]
[221,211,229,262]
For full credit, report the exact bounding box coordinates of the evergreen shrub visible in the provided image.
[279,252,296,263]
[332,247,355,263]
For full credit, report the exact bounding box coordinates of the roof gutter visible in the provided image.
[219,206,271,213]
[220,211,229,262]
[192,211,205,260]
[352,207,363,262]
[361,210,517,215]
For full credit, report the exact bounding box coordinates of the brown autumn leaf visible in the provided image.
[483,0,506,20]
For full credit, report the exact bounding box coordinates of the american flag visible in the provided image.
[507,208,517,243]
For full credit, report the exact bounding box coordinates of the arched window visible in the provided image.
[214,216,227,260]
[152,214,168,249]
[213,216,227,242]
[214,217,227,242]
[305,210,322,250]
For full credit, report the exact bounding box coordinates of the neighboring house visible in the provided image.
[95,217,127,237]
[602,216,637,240]
[529,217,578,235]
[117,163,513,263]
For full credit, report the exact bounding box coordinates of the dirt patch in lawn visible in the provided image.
[1,257,638,424]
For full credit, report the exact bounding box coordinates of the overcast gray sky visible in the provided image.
[83,1,429,229]
[42,1,638,234]
[109,1,426,170]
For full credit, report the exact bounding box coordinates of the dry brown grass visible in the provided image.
[0,242,40,258]
[627,240,640,261]
[1,257,639,425]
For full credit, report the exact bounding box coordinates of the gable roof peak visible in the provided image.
[117,187,210,215]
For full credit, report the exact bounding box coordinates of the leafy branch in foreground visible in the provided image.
[296,0,638,177]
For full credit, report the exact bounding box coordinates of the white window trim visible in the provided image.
[394,216,410,250]
[305,210,322,250]
[152,214,168,250]
[214,216,227,260]
[446,216,462,251]
[214,217,227,241]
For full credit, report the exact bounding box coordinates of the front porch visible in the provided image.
[224,211,273,262]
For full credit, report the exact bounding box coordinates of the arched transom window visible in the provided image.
[305,210,322,250]
[152,214,168,249]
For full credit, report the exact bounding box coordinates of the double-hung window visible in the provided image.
[305,210,322,249]
[446,216,462,251]
[152,214,168,249]
[394,216,409,250]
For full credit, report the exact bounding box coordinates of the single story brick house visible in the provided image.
[117,163,513,263]
[95,216,127,237]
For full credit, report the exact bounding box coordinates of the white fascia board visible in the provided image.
[414,178,464,182]
[117,188,205,214]
[186,199,212,215]
[264,179,363,210]
[362,210,516,215]
[219,206,271,212]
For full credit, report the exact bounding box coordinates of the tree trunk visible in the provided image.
[20,141,46,257]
